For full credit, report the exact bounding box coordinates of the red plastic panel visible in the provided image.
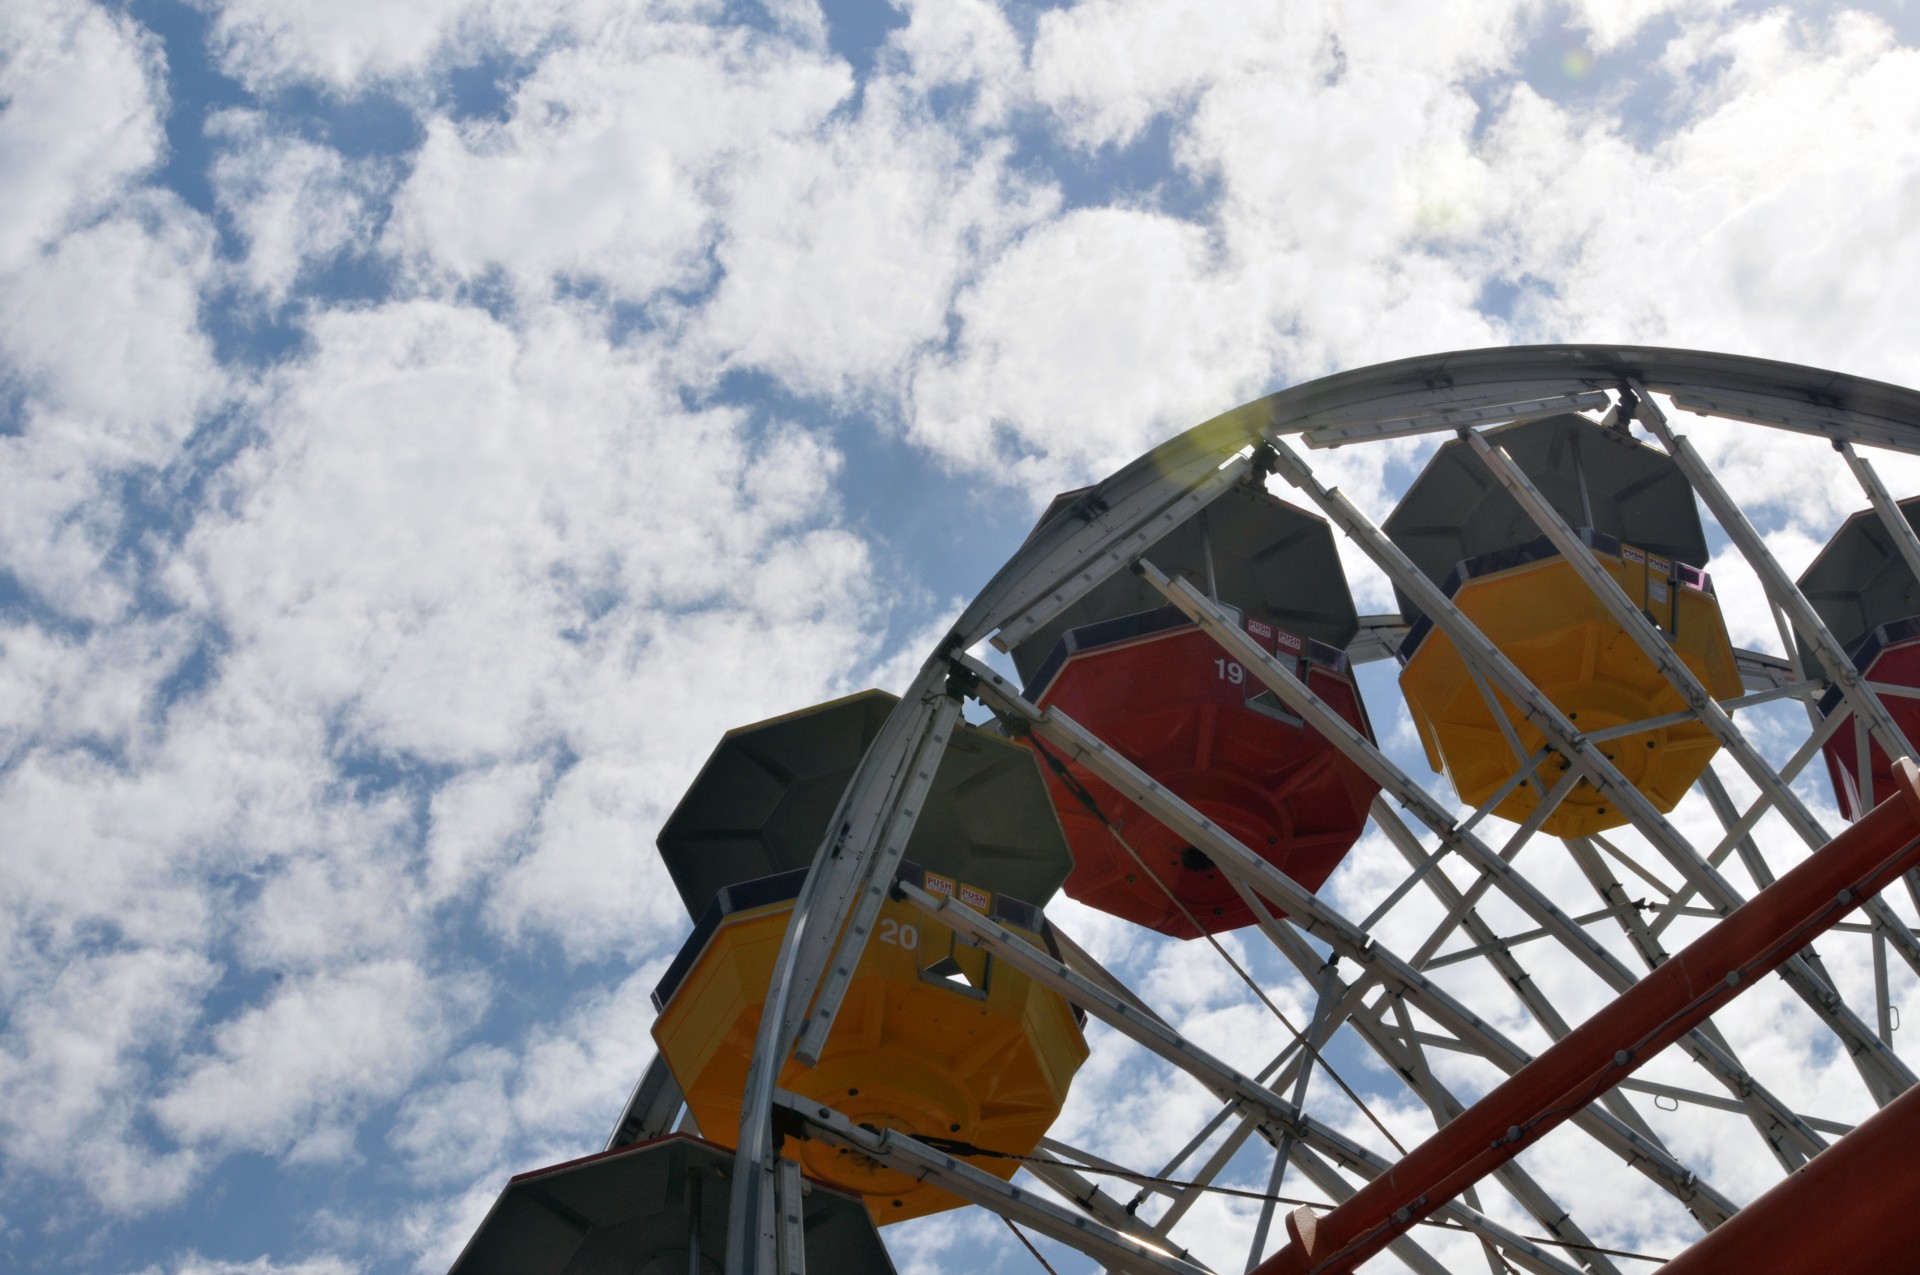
[1031,623,1380,939]
[1819,634,1920,820]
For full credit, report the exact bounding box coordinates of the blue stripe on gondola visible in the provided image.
[1817,614,1920,717]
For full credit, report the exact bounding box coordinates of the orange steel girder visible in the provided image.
[1658,1072,1920,1274]
[1259,758,1920,1275]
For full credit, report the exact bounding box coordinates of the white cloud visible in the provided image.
[909,207,1282,490]
[484,756,685,962]
[888,0,1024,127]
[0,198,226,621]
[209,110,380,304]
[10,0,1920,1269]
[0,0,167,270]
[154,959,489,1156]
[422,760,551,902]
[196,0,513,94]
[136,1254,361,1275]
[0,947,214,1211]
[1484,7,1920,393]
[684,89,1053,401]
[389,962,664,1263]
[388,17,852,307]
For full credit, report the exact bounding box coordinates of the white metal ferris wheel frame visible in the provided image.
[607,345,1920,1275]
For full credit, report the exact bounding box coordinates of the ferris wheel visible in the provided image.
[451,346,1920,1275]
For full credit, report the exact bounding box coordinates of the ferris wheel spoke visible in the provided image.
[1267,432,1920,1110]
[1404,773,1585,970]
[977,450,1254,657]
[1553,831,1825,1164]
[1011,1149,1179,1252]
[1839,440,1920,586]
[1639,391,1916,762]
[1560,837,1668,973]
[1145,1117,1267,1238]
[1378,865,1673,1157]
[969,656,1742,1222]
[1240,872,1735,1229]
[1372,998,1627,1275]
[1280,1148,1456,1275]
[1286,1143,1583,1275]
[1644,723,1845,939]
[774,1091,1213,1275]
[898,880,1307,1135]
[1465,425,1836,849]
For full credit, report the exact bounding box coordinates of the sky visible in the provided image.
[10,0,1920,1272]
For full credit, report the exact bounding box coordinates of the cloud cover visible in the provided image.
[6,0,1920,1271]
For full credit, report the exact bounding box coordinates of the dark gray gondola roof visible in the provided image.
[655,689,1074,919]
[1009,483,1359,683]
[1797,496,1920,665]
[1381,413,1710,624]
[449,1134,895,1275]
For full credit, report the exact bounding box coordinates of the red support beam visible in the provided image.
[1258,758,1920,1275]
[1659,1072,1920,1274]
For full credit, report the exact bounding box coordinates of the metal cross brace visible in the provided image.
[726,665,956,1272]
[1263,433,1914,1104]
[1140,563,1827,1164]
[897,880,1589,1272]
[958,652,1739,1226]
[774,1090,1214,1275]
[1464,428,1920,983]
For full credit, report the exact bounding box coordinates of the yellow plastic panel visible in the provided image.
[1400,549,1742,838]
[651,892,1087,1225]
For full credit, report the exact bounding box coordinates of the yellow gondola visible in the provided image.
[650,863,1087,1224]
[1386,414,1740,836]
[1399,531,1741,836]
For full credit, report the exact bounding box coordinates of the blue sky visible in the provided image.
[9,1,1920,1272]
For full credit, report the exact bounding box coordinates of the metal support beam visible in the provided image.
[774,1158,806,1275]
[901,879,1593,1273]
[1257,759,1920,1275]
[1264,432,1914,1104]
[1838,441,1920,594]
[987,455,1252,654]
[1012,1147,1179,1253]
[1285,1146,1459,1275]
[1657,1076,1920,1275]
[1140,562,1828,1163]
[1299,391,1612,448]
[793,694,961,1065]
[960,653,1740,1226]
[1638,387,1917,765]
[1665,388,1920,456]
[775,1091,1215,1275]
[726,667,955,1273]
[1466,426,1920,984]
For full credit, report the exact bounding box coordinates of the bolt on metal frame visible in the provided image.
[649,348,1920,1274]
